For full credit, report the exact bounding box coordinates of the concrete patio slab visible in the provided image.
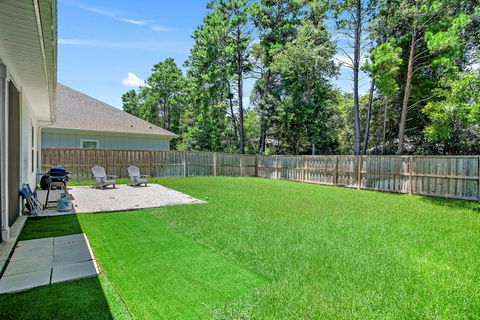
[35,188,76,217]
[0,233,98,294]
[3,255,53,276]
[51,260,98,284]
[53,241,92,267]
[0,216,27,274]
[69,183,205,213]
[53,233,86,246]
[0,269,51,294]
[11,238,54,260]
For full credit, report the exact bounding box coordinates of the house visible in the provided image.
[42,84,177,151]
[0,0,57,243]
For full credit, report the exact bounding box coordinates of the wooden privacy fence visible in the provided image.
[41,148,257,181]
[42,148,480,201]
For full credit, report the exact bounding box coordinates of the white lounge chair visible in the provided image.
[127,166,149,187]
[91,166,117,189]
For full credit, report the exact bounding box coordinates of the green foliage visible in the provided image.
[424,70,480,141]
[121,58,186,148]
[243,110,261,153]
[271,18,338,153]
[364,39,402,96]
[120,0,479,155]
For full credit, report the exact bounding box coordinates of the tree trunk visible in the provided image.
[227,83,239,148]
[258,69,271,155]
[259,124,266,154]
[352,0,362,156]
[362,81,375,155]
[236,27,245,154]
[397,29,416,154]
[382,99,388,155]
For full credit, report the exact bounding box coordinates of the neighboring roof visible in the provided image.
[47,84,177,138]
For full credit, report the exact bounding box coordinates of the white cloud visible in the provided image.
[334,53,368,69]
[334,54,353,68]
[122,18,147,26]
[77,4,117,18]
[152,26,171,32]
[70,2,170,30]
[121,72,145,88]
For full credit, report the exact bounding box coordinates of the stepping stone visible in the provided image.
[0,269,51,294]
[53,233,87,246]
[16,237,54,249]
[51,260,98,284]
[53,241,93,267]
[11,239,54,261]
[3,255,53,276]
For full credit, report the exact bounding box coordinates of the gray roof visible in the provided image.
[48,83,177,137]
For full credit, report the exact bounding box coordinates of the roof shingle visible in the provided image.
[48,83,177,137]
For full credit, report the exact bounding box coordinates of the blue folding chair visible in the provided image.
[20,184,43,216]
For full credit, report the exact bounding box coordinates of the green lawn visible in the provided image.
[0,274,132,320]
[2,177,479,319]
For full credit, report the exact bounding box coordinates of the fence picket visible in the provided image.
[41,148,480,201]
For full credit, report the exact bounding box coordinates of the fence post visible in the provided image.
[357,156,362,190]
[301,156,305,182]
[240,155,244,176]
[183,152,188,177]
[254,155,259,177]
[478,156,480,202]
[213,152,217,176]
[409,155,413,194]
[335,155,339,185]
[104,149,109,174]
[147,151,152,177]
[275,155,279,179]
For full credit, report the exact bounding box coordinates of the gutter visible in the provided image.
[33,0,57,124]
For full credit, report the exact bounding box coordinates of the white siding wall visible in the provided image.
[20,98,39,187]
[42,131,171,151]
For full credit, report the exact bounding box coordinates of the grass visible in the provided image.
[150,177,480,319]
[78,212,267,319]
[20,215,83,240]
[1,214,132,320]
[2,176,479,319]
[0,273,132,320]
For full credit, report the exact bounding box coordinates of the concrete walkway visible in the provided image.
[0,234,98,294]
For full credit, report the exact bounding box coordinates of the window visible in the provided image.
[81,139,99,149]
[31,126,35,172]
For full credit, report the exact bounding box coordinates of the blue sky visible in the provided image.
[59,0,367,109]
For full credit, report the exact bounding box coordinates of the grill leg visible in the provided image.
[44,182,52,210]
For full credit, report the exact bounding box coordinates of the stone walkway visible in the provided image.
[0,234,98,294]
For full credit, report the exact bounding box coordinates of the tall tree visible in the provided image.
[334,0,376,155]
[145,58,186,133]
[251,0,306,154]
[371,0,473,154]
[214,0,254,154]
[121,90,141,118]
[121,58,186,140]
[182,6,231,151]
[271,2,338,154]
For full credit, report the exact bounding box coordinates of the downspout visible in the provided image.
[0,63,8,242]
[37,120,55,177]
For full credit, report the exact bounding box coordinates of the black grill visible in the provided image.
[43,166,71,209]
